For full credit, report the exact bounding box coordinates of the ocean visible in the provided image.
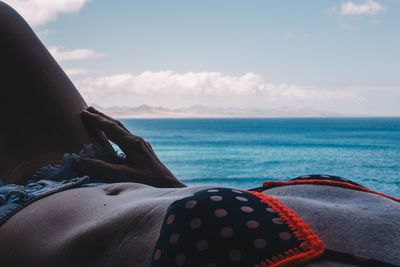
[120,118,400,197]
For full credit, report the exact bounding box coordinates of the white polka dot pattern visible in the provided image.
[190,218,202,229]
[153,249,161,261]
[210,195,223,201]
[240,206,254,213]
[254,238,267,249]
[246,220,260,229]
[214,209,228,218]
[207,189,219,193]
[185,200,197,209]
[220,227,234,238]
[169,233,180,244]
[167,214,175,224]
[279,232,292,240]
[235,196,248,202]
[266,207,275,213]
[272,217,284,224]
[150,187,302,267]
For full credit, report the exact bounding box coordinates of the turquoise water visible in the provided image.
[121,118,400,197]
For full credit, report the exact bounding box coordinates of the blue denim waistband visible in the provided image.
[0,143,119,227]
[0,176,90,226]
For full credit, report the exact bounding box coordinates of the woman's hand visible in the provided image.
[73,106,185,188]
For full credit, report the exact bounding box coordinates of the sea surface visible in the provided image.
[121,118,400,197]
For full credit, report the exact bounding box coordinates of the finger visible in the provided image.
[87,106,130,132]
[82,110,151,160]
[82,110,133,153]
[72,157,143,182]
[143,141,162,162]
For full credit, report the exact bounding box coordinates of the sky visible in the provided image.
[4,0,400,116]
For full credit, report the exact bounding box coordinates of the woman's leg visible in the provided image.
[0,2,99,184]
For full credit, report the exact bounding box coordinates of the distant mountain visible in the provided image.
[91,104,346,118]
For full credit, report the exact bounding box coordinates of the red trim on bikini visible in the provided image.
[245,190,325,267]
[244,179,398,266]
[262,180,399,203]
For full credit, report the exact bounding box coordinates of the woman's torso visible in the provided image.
[0,183,211,267]
[0,182,398,267]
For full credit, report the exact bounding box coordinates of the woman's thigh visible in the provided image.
[0,2,99,183]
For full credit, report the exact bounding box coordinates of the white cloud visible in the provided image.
[3,0,89,27]
[341,0,385,15]
[76,71,363,107]
[283,32,294,39]
[49,46,106,61]
[35,28,57,38]
[65,68,90,76]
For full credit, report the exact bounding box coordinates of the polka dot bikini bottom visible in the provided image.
[151,175,399,267]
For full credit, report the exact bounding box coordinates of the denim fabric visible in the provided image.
[0,176,90,225]
[0,143,119,226]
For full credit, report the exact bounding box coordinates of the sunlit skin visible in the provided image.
[1,108,399,267]
[0,2,399,267]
